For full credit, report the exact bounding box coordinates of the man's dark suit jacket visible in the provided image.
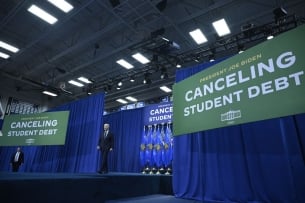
[98,131,114,151]
[11,151,24,165]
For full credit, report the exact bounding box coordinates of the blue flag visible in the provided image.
[163,123,173,167]
[145,125,153,168]
[140,125,147,168]
[153,124,163,168]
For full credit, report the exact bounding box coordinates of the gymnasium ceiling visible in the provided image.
[0,0,304,111]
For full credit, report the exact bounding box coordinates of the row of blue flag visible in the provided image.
[140,123,173,170]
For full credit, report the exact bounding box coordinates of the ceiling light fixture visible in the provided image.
[117,81,123,86]
[0,52,10,59]
[116,98,128,104]
[189,28,208,45]
[78,76,92,84]
[212,18,231,37]
[68,80,84,87]
[116,59,134,69]
[160,86,172,93]
[47,0,74,13]
[132,53,150,64]
[27,4,58,24]
[126,96,137,102]
[0,41,19,53]
[267,35,274,40]
[42,90,58,97]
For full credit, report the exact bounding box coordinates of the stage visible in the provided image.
[0,172,200,203]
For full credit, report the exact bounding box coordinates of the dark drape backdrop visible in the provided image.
[173,60,305,203]
[0,93,104,173]
[103,108,144,172]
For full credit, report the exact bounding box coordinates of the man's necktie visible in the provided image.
[104,131,107,138]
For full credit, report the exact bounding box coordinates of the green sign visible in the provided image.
[173,25,305,136]
[0,111,70,146]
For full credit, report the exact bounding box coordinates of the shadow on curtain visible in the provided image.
[173,60,305,202]
[0,93,104,173]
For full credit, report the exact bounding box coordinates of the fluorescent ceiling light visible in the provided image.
[77,76,92,84]
[0,41,19,53]
[116,59,134,69]
[0,52,10,59]
[161,37,170,42]
[47,0,74,13]
[160,86,172,93]
[27,5,58,24]
[42,90,57,97]
[126,96,137,102]
[132,53,150,64]
[189,29,208,44]
[212,18,231,37]
[68,80,84,87]
[116,99,128,104]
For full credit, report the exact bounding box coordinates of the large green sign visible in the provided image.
[173,25,305,136]
[0,111,70,146]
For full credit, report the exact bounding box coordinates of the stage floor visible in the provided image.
[0,172,175,203]
[106,194,202,203]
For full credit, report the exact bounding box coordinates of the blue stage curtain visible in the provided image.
[0,93,104,173]
[103,108,143,172]
[173,60,305,202]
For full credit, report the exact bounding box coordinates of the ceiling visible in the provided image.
[0,0,304,112]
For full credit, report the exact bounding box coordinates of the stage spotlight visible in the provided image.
[238,44,244,54]
[273,6,287,24]
[152,54,158,62]
[209,54,215,62]
[103,86,108,93]
[160,68,168,79]
[175,58,182,68]
[193,54,200,62]
[143,73,152,84]
[209,48,216,62]
[107,85,112,91]
[129,76,135,82]
[241,23,255,38]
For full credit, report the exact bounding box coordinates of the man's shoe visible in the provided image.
[98,170,107,174]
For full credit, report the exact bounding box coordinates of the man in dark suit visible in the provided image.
[10,147,24,172]
[97,123,114,174]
